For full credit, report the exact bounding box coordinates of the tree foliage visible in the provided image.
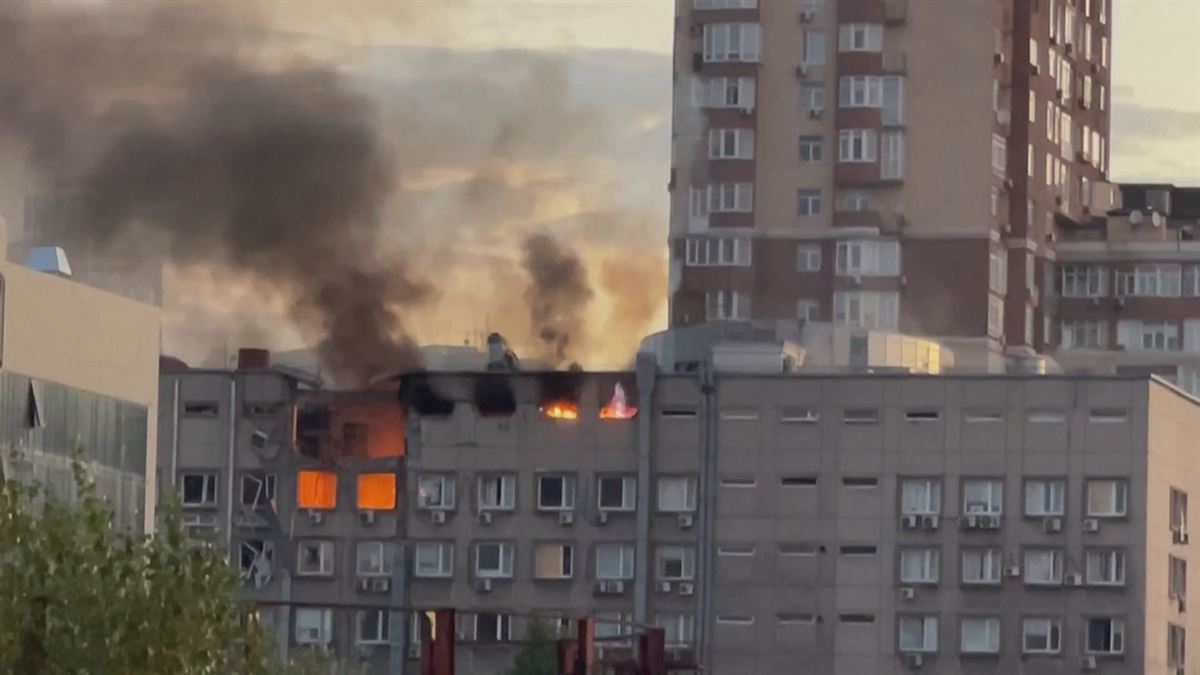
[0,459,344,674]
[505,620,558,675]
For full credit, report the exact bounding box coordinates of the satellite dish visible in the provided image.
[1152,211,1165,228]
[1129,210,1144,226]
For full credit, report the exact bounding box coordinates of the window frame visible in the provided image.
[536,473,577,512]
[598,475,637,512]
[1084,617,1125,655]
[961,547,1003,586]
[657,476,697,513]
[1024,479,1066,517]
[474,541,515,579]
[898,547,939,585]
[477,473,517,512]
[533,542,575,580]
[416,473,456,510]
[296,539,335,577]
[1023,548,1065,586]
[595,543,636,581]
[1021,617,1062,654]
[900,478,942,516]
[959,616,1001,655]
[181,472,218,508]
[1084,548,1126,587]
[356,609,390,645]
[356,540,391,577]
[1086,479,1129,518]
[656,545,697,582]
[414,541,454,578]
[962,478,1004,516]
[897,615,939,653]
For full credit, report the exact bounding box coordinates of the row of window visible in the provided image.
[896,546,1131,587]
[411,540,697,583]
[1061,318,1200,352]
[416,473,696,514]
[683,238,900,277]
[896,477,1131,519]
[1060,264,1200,298]
[180,470,397,511]
[652,404,1131,426]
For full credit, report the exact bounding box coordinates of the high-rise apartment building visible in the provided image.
[668,0,1112,370]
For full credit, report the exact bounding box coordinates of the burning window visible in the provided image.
[297,470,337,510]
[539,373,582,421]
[295,406,331,458]
[599,382,638,421]
[357,473,397,511]
[401,376,455,416]
[343,423,369,457]
[474,376,516,417]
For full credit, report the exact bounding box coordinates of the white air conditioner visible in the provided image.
[658,581,673,594]
[371,578,391,593]
[678,514,695,529]
[899,586,916,601]
[1083,518,1101,533]
[430,510,447,525]
[478,511,493,525]
[808,108,823,120]
[596,580,626,595]
[1065,572,1083,586]
[678,582,695,596]
[475,578,493,593]
[1079,655,1098,670]
[559,511,574,526]
[739,108,753,117]
[979,514,1001,529]
[962,514,980,530]
[307,509,324,525]
[360,510,376,525]
[1004,565,1022,578]
[900,515,919,530]
[921,515,940,530]
[1043,517,1063,533]
[903,652,924,668]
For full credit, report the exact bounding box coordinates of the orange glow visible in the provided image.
[297,470,337,510]
[541,401,580,420]
[357,473,397,510]
[599,383,638,420]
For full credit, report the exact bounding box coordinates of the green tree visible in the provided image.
[0,458,348,674]
[505,620,558,675]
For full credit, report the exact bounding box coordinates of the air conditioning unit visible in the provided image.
[658,581,673,594]
[1043,517,1063,533]
[596,580,626,595]
[799,10,814,22]
[474,578,493,593]
[739,108,753,117]
[1083,518,1101,533]
[979,515,1001,529]
[1065,572,1083,586]
[559,511,575,526]
[1004,565,1022,578]
[678,514,695,529]
[597,511,610,525]
[356,577,372,592]
[478,511,493,525]
[901,514,919,530]
[921,515,940,530]
[360,510,376,526]
[808,108,823,120]
[1079,655,1098,671]
[903,652,924,668]
[371,578,391,593]
[1174,530,1190,545]
[899,586,916,601]
[407,642,421,659]
[678,582,695,596]
[307,509,324,525]
[430,510,447,525]
[961,514,980,530]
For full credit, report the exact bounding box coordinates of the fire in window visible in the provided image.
[357,473,397,511]
[297,470,337,510]
[599,382,638,420]
[539,373,582,421]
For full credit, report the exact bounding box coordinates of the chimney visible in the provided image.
[237,348,271,370]
[486,332,519,372]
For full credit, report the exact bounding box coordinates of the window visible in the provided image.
[694,0,756,8]
[990,187,1000,217]
[796,300,819,322]
[239,540,274,584]
[596,543,635,580]
[356,541,390,577]
[478,474,516,511]
[1116,264,1182,297]
[1027,409,1065,424]
[657,546,697,581]
[181,473,217,508]
[357,473,397,511]
[1169,624,1186,668]
[838,75,882,108]
[721,477,757,489]
[801,84,825,113]
[803,30,826,65]
[705,291,751,320]
[987,252,1004,293]
[1085,549,1126,586]
[1022,618,1062,654]
[240,473,276,508]
[697,183,754,214]
[898,616,938,653]
[840,544,877,556]
[708,128,755,160]
[1172,488,1188,536]
[355,609,388,645]
[658,476,697,513]
[716,615,755,626]
[475,542,514,578]
[472,613,512,643]
[183,401,219,417]
[534,543,574,579]
[1024,548,1064,585]
[1118,320,1181,352]
[841,190,870,212]
[881,76,904,124]
[1061,320,1106,349]
[295,608,333,645]
[899,548,939,584]
[901,479,942,515]
[961,617,1000,654]
[988,296,1004,337]
[835,239,900,276]
[1086,618,1125,655]
[991,134,1007,176]
[796,245,822,272]
[833,292,899,330]
[702,23,761,63]
[414,542,453,578]
[1060,264,1107,297]
[962,548,1002,585]
[537,474,576,511]
[296,470,337,510]
[963,479,1003,515]
[417,474,455,510]
[296,540,334,577]
[598,475,636,511]
[1087,479,1128,517]
[798,135,823,162]
[656,613,696,647]
[1025,480,1066,516]
[838,23,883,52]
[838,129,877,163]
[842,408,878,424]
[796,189,824,217]
[685,237,752,267]
[718,544,756,557]
[1171,556,1188,598]
[595,612,632,647]
[693,76,755,109]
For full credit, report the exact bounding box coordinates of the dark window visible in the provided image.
[183,402,219,417]
[782,477,818,487]
[840,545,877,556]
[662,408,698,418]
[842,477,878,488]
[182,474,216,506]
[241,474,276,507]
[476,613,509,643]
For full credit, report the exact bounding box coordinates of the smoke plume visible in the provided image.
[0,2,425,385]
[522,233,593,364]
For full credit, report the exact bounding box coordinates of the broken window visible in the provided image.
[402,376,455,416]
[294,406,331,458]
[357,473,397,511]
[474,376,516,417]
[537,474,576,511]
[538,373,582,420]
[181,473,217,507]
[240,473,276,508]
[243,401,285,417]
[239,540,274,588]
[296,470,337,510]
[343,423,369,458]
[183,401,219,418]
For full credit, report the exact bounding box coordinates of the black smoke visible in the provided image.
[521,233,593,364]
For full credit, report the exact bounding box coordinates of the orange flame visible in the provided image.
[599,383,638,420]
[541,401,580,420]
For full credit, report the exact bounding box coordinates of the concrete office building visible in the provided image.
[0,217,159,533]
[402,362,1199,675]
[157,350,407,672]
[668,0,1112,370]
